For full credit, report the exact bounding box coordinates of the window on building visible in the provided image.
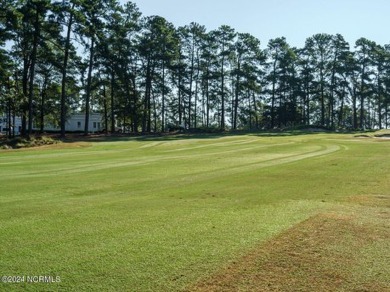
[97,122,101,129]
[93,122,97,128]
[77,121,81,128]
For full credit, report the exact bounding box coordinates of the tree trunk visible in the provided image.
[271,60,277,128]
[233,60,240,130]
[206,66,210,128]
[352,87,358,129]
[338,93,345,128]
[220,56,225,130]
[21,55,29,137]
[252,91,259,129]
[161,60,166,132]
[130,73,139,133]
[39,82,46,133]
[28,7,41,138]
[188,41,195,129]
[102,83,108,134]
[152,91,157,132]
[359,64,366,129]
[60,4,75,138]
[320,69,325,127]
[143,61,154,133]
[84,37,95,135]
[194,68,199,129]
[110,67,115,133]
[7,93,12,138]
[178,70,182,128]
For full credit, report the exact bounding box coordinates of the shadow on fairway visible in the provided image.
[57,129,348,144]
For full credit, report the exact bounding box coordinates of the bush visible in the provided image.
[0,136,60,149]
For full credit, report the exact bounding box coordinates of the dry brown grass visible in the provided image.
[188,196,390,292]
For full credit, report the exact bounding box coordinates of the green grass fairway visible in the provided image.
[0,133,389,291]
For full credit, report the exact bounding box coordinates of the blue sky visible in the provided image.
[127,0,390,49]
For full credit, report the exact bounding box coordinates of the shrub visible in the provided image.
[0,136,60,149]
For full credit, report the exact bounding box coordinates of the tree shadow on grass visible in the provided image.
[55,127,370,144]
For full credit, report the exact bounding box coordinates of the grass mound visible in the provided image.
[374,129,390,138]
[354,129,390,138]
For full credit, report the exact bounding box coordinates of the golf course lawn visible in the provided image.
[0,132,389,291]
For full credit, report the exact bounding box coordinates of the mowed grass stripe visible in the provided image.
[162,137,259,152]
[0,138,294,178]
[0,137,334,179]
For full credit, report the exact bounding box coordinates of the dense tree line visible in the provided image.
[1,0,390,138]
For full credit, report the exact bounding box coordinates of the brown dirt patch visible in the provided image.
[187,211,389,292]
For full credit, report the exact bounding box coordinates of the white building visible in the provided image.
[0,116,22,135]
[63,113,103,132]
[0,113,103,134]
